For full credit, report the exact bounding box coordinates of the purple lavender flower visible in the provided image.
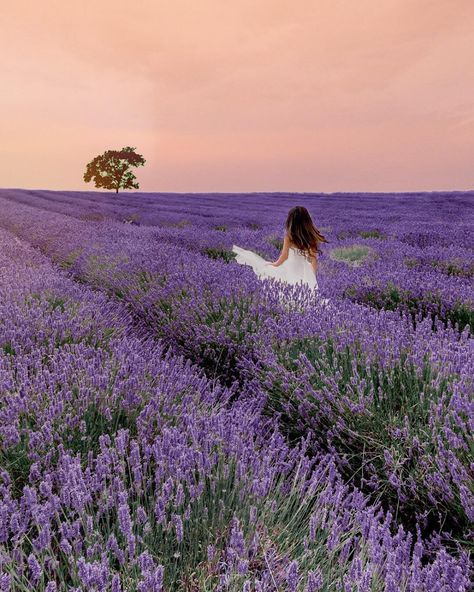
[27,554,42,585]
[111,574,122,592]
[172,513,184,543]
[137,565,164,592]
[287,560,300,592]
[305,569,323,592]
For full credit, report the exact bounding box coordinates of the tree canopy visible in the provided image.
[83,146,146,194]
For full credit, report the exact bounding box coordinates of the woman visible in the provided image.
[232,206,327,289]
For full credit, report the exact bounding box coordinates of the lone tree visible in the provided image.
[83,146,146,194]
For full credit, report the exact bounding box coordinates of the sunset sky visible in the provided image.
[2,0,474,193]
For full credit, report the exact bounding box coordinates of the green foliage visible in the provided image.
[0,427,33,498]
[337,231,352,240]
[359,230,386,239]
[45,295,66,312]
[58,248,84,270]
[404,257,474,278]
[135,269,167,293]
[331,245,373,265]
[83,146,146,194]
[79,212,106,222]
[123,213,141,225]
[404,257,419,269]
[165,219,190,228]
[2,342,16,356]
[202,247,237,263]
[432,259,474,278]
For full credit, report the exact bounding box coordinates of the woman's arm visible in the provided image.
[270,234,290,267]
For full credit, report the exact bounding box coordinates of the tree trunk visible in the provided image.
[116,187,119,194]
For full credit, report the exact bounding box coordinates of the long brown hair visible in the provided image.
[285,206,327,259]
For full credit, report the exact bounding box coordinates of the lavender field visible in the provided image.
[0,188,472,591]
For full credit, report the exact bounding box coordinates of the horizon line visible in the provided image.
[2,187,474,196]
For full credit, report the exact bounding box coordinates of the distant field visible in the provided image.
[0,188,472,591]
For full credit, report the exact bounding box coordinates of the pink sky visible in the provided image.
[2,0,474,193]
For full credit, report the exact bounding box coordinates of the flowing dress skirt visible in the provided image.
[232,245,318,290]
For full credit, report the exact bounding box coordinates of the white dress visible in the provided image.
[232,245,318,290]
